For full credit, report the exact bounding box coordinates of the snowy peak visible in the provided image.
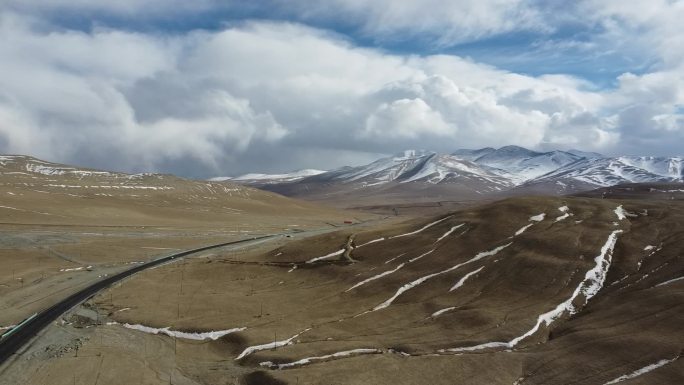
[327,151,437,185]
[473,145,543,164]
[269,150,511,191]
[327,151,514,188]
[526,157,679,188]
[567,149,603,159]
[451,147,496,161]
[226,146,683,200]
[450,146,583,184]
[210,169,326,184]
[398,155,512,187]
[617,156,683,179]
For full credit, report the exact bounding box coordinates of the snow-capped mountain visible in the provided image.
[452,145,586,183]
[523,156,683,193]
[319,150,438,185]
[209,169,326,184]
[450,147,496,161]
[566,149,603,159]
[222,146,683,207]
[616,156,682,179]
[302,150,512,189]
[248,150,516,206]
[448,147,682,191]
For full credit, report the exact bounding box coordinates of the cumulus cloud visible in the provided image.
[363,98,453,140]
[0,1,682,177]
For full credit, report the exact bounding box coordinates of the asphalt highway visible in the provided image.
[0,234,276,365]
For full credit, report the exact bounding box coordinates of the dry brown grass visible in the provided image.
[2,158,683,385]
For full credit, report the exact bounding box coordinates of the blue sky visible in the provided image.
[0,0,682,176]
[26,1,648,82]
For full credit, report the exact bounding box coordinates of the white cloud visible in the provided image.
[0,7,682,177]
[580,0,684,67]
[1,0,221,16]
[363,98,453,139]
[1,0,551,46]
[287,0,550,45]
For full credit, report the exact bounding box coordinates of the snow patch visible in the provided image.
[260,348,381,370]
[119,323,245,341]
[655,276,684,287]
[603,356,679,384]
[514,224,533,236]
[389,216,453,239]
[306,249,344,263]
[435,224,465,243]
[373,243,512,311]
[444,230,621,353]
[449,266,484,292]
[529,213,546,222]
[384,253,406,264]
[431,307,456,318]
[236,328,311,360]
[356,237,385,248]
[554,206,573,222]
[346,263,406,292]
[409,248,436,263]
[614,205,636,221]
[59,265,92,272]
[554,213,571,222]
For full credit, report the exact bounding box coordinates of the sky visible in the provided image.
[0,1,683,178]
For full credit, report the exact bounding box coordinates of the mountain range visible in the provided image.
[219,146,683,208]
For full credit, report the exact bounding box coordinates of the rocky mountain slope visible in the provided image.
[249,150,515,208]
[225,146,683,208]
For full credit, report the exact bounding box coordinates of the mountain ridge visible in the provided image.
[223,146,683,208]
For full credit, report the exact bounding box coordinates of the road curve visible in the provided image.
[0,234,276,366]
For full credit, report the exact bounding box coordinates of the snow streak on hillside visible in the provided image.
[443,230,621,353]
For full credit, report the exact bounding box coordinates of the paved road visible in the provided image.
[0,234,276,365]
